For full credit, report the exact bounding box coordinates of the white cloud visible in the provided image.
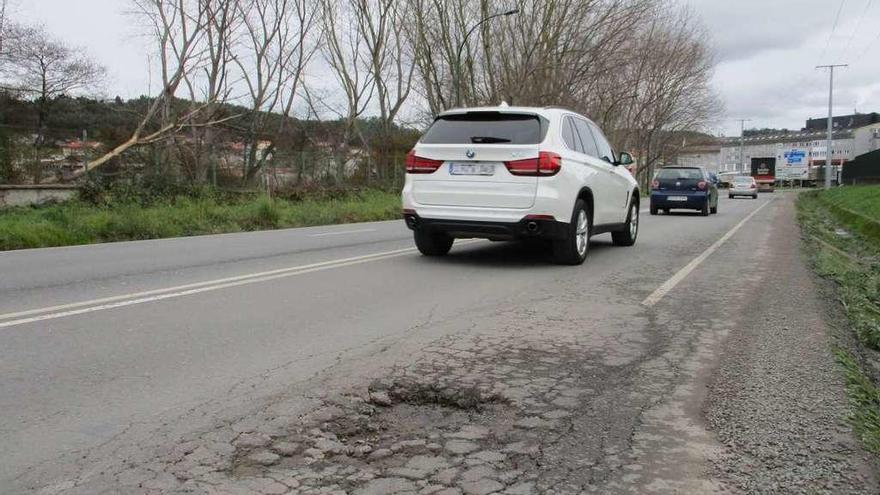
[688,0,880,134]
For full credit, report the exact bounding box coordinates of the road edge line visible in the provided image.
[641,200,772,307]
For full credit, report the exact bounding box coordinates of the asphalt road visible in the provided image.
[1,193,875,493]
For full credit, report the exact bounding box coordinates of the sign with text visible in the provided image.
[783,150,806,165]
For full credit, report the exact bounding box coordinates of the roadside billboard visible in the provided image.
[780,149,808,179]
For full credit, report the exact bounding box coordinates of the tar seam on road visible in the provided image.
[0,241,478,329]
[641,199,771,307]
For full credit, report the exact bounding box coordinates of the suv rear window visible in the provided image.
[734,177,753,183]
[420,112,547,145]
[656,168,704,180]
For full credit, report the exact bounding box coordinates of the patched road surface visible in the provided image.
[0,193,876,494]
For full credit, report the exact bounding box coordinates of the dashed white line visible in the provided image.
[641,199,771,307]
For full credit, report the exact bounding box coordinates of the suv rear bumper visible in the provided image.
[403,213,569,240]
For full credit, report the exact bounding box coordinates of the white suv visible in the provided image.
[402,105,640,265]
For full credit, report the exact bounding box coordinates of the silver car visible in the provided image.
[729,176,758,199]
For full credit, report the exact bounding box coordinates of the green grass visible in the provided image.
[836,349,880,455]
[0,189,401,251]
[797,186,880,455]
[820,185,880,219]
[817,185,880,244]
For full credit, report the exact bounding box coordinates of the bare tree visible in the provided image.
[350,0,416,179]
[405,0,474,114]
[178,0,240,183]
[610,5,720,187]
[231,0,318,183]
[69,0,236,180]
[318,0,376,180]
[0,23,105,145]
[405,0,718,188]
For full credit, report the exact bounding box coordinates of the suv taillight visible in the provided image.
[697,180,707,190]
[750,183,756,189]
[651,179,660,189]
[504,151,561,176]
[405,150,443,174]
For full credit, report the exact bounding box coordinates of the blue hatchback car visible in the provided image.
[649,166,719,216]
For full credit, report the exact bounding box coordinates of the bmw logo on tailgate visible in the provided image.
[465,149,475,159]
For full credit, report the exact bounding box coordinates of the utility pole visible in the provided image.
[0,0,7,53]
[816,64,847,189]
[82,129,88,178]
[736,119,751,174]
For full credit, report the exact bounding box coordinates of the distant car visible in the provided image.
[650,166,719,216]
[401,105,640,265]
[729,176,758,199]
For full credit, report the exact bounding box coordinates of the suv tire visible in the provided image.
[612,199,639,246]
[414,229,454,256]
[553,199,590,265]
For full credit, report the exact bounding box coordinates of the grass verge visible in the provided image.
[0,189,401,251]
[797,186,880,455]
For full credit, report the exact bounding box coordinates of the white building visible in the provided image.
[719,129,857,181]
[676,143,722,172]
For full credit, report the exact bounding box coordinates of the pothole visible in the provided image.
[215,337,620,493]
[369,378,507,411]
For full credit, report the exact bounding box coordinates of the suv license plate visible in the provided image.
[449,162,495,176]
[667,196,687,202]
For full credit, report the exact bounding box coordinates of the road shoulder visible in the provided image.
[702,194,878,493]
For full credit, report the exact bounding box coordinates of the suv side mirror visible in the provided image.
[617,151,634,166]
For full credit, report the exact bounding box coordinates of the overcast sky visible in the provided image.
[8,0,880,136]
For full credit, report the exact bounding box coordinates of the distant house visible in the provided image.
[59,140,103,158]
[229,140,273,160]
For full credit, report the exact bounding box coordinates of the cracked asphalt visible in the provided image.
[0,193,876,494]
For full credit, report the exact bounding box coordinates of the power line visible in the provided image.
[840,0,873,59]
[820,0,848,61]
[855,22,880,60]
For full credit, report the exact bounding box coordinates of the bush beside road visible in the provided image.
[798,185,880,454]
[0,189,401,251]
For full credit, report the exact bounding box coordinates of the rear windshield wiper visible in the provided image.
[470,136,510,143]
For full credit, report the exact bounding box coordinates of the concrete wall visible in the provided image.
[853,123,880,157]
[0,185,79,208]
[677,151,721,172]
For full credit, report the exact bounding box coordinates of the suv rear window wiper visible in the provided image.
[470,136,511,143]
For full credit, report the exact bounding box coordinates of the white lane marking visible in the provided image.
[641,199,771,307]
[0,240,478,329]
[1,250,408,321]
[308,228,377,237]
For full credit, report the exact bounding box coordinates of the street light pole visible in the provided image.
[454,9,519,107]
[816,64,847,189]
